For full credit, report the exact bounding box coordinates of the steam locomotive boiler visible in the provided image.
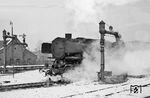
[41,34,96,76]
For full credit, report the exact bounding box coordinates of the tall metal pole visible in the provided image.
[12,42,14,78]
[98,20,106,80]
[10,21,14,77]
[22,34,26,64]
[4,43,7,73]
[2,26,16,73]
[3,30,7,73]
[10,21,13,36]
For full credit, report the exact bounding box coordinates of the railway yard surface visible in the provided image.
[0,69,150,98]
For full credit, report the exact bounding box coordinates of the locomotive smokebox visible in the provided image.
[65,33,72,40]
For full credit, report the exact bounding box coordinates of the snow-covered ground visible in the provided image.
[0,71,150,98]
[0,70,47,85]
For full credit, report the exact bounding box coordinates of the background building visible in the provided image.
[0,36,37,66]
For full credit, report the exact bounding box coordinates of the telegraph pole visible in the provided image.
[3,30,7,73]
[2,21,27,73]
[10,21,13,36]
[2,29,16,73]
[10,21,15,77]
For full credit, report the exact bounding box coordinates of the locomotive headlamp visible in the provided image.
[99,20,105,34]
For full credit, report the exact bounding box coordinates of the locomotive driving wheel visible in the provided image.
[50,59,66,76]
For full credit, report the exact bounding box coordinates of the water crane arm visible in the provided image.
[105,30,121,42]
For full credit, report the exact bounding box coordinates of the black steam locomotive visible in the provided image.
[41,33,124,77]
[41,34,97,76]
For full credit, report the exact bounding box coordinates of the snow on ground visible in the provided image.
[0,69,150,98]
[0,76,150,98]
[0,70,47,85]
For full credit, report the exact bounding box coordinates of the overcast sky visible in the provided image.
[0,0,150,51]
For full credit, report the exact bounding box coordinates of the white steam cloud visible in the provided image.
[66,0,140,25]
[64,41,100,81]
[64,41,150,82]
[106,47,150,75]
[63,0,148,82]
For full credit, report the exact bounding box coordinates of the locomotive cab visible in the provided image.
[41,43,52,53]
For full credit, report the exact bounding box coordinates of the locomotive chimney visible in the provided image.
[65,33,72,40]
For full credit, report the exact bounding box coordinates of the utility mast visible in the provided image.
[2,29,16,73]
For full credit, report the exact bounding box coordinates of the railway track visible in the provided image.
[61,77,150,98]
[104,83,150,97]
[1,75,150,98]
[61,83,150,98]
[0,80,70,92]
[61,82,129,98]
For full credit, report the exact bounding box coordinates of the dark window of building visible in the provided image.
[27,58,31,65]
[16,59,20,65]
